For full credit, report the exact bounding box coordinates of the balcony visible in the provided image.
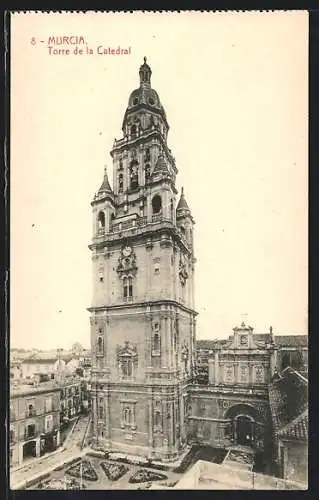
[27,410,37,418]
[151,214,162,223]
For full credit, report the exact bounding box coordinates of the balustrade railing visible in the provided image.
[151,214,162,223]
[96,214,175,236]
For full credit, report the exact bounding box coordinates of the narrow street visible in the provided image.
[11,414,91,489]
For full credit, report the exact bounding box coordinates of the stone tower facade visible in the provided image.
[89,58,197,461]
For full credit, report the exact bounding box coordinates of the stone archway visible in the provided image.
[235,415,254,446]
[224,403,263,448]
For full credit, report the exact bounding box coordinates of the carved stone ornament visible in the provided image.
[116,341,138,361]
[179,261,189,286]
[116,246,137,277]
[181,343,189,361]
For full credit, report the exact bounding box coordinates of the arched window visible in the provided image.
[123,277,133,300]
[28,404,34,417]
[97,211,105,232]
[170,199,174,220]
[97,336,103,354]
[154,410,161,428]
[118,173,123,193]
[122,359,133,378]
[145,148,151,162]
[131,125,137,138]
[152,195,162,214]
[145,163,151,181]
[130,161,139,190]
[123,407,132,425]
[98,403,104,420]
[153,333,160,353]
[119,158,123,170]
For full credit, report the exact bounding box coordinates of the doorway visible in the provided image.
[23,440,37,460]
[236,415,254,446]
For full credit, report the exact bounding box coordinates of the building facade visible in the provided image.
[19,351,80,381]
[10,383,61,468]
[269,367,308,484]
[88,59,308,477]
[89,58,196,461]
[59,375,91,427]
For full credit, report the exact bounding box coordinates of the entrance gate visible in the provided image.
[236,415,254,446]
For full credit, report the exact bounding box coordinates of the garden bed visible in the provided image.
[65,459,98,481]
[54,456,82,472]
[35,477,85,490]
[100,461,129,481]
[129,469,168,484]
[107,453,169,471]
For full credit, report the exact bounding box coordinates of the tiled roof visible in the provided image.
[197,339,228,350]
[254,333,271,343]
[176,187,190,211]
[98,167,113,194]
[23,350,74,363]
[274,335,308,347]
[278,410,308,441]
[269,367,308,435]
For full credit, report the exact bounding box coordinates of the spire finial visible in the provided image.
[139,56,152,85]
[98,165,112,194]
[181,187,184,196]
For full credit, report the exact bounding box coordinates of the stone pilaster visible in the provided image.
[214,350,220,384]
[35,437,41,457]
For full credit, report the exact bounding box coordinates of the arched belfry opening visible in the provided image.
[130,161,139,190]
[152,194,162,214]
[97,211,105,232]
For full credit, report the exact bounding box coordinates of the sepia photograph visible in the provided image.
[9,10,308,490]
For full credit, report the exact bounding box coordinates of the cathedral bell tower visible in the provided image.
[88,58,197,461]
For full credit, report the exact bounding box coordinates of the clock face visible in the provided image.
[240,335,248,345]
[123,246,132,257]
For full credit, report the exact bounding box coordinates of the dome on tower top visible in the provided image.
[128,86,162,109]
[126,57,166,117]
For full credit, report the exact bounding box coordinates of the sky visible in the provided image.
[11,11,308,349]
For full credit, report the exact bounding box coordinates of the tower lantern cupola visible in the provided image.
[139,56,152,86]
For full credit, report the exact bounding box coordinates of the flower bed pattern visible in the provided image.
[65,459,98,481]
[100,461,128,481]
[36,477,85,490]
[129,469,168,484]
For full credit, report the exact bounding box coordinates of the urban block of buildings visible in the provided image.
[10,369,90,468]
[87,58,308,486]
